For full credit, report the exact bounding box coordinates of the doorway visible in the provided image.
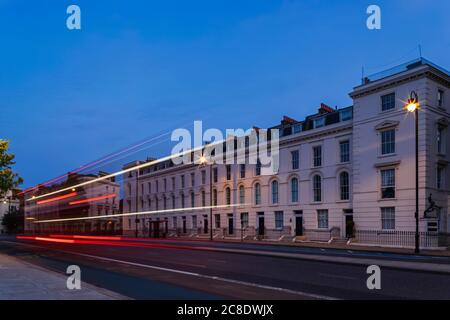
[344,210,354,238]
[228,214,234,235]
[295,216,303,236]
[257,212,265,236]
[203,216,208,234]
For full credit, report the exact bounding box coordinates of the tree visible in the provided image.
[0,139,23,198]
[1,207,23,233]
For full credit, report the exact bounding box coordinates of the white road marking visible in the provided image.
[318,273,357,280]
[2,240,338,300]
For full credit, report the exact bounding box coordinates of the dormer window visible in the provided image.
[340,109,352,121]
[293,124,302,134]
[314,117,325,128]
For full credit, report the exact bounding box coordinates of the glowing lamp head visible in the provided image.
[406,100,419,113]
[405,91,419,113]
[199,156,207,165]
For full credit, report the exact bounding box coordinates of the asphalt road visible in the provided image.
[1,237,450,300]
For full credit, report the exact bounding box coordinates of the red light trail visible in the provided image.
[36,192,78,205]
[68,193,117,205]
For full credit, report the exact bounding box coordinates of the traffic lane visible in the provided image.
[10,239,450,299]
[0,241,321,300]
[44,235,450,264]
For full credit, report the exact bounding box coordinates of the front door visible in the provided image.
[228,216,234,235]
[345,215,354,238]
[258,215,265,236]
[182,218,187,233]
[203,217,208,234]
[295,216,303,236]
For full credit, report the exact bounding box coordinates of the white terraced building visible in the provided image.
[122,58,450,249]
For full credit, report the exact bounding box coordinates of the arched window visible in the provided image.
[180,192,185,208]
[213,189,218,206]
[313,175,322,202]
[201,190,206,207]
[291,178,299,203]
[271,180,279,204]
[225,187,231,205]
[239,185,245,205]
[254,183,261,205]
[339,171,350,200]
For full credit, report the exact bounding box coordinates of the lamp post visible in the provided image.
[405,90,420,254]
[199,156,214,241]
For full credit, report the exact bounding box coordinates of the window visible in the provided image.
[239,185,245,205]
[291,178,299,203]
[271,180,279,204]
[240,212,249,228]
[172,194,176,208]
[163,196,167,210]
[381,207,395,230]
[381,129,395,155]
[225,187,231,205]
[180,193,185,208]
[255,161,261,176]
[240,164,246,178]
[313,146,322,167]
[213,167,218,183]
[181,175,185,188]
[291,150,299,170]
[314,117,325,128]
[191,192,195,208]
[438,89,444,107]
[155,198,159,210]
[381,93,395,111]
[192,216,197,229]
[155,180,159,192]
[275,211,284,229]
[437,127,445,154]
[172,177,176,190]
[293,124,302,134]
[213,189,218,206]
[214,214,221,228]
[339,171,350,201]
[313,175,322,202]
[201,190,206,207]
[147,182,151,194]
[254,183,261,205]
[201,171,206,184]
[340,109,352,121]
[190,173,195,187]
[226,165,231,180]
[340,140,350,163]
[317,210,328,229]
[381,169,395,199]
[437,166,444,189]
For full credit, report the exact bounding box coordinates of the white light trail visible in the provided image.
[32,203,248,224]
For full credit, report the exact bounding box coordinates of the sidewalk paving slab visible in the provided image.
[0,253,127,300]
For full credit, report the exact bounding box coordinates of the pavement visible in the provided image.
[1,236,450,299]
[0,252,126,300]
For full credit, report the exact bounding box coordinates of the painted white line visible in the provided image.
[3,240,338,300]
[318,273,357,281]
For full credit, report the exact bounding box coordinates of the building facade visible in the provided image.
[121,58,449,248]
[25,172,121,234]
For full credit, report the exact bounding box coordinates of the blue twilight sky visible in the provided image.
[0,0,449,188]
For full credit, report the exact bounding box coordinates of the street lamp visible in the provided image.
[199,155,214,241]
[404,90,420,254]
